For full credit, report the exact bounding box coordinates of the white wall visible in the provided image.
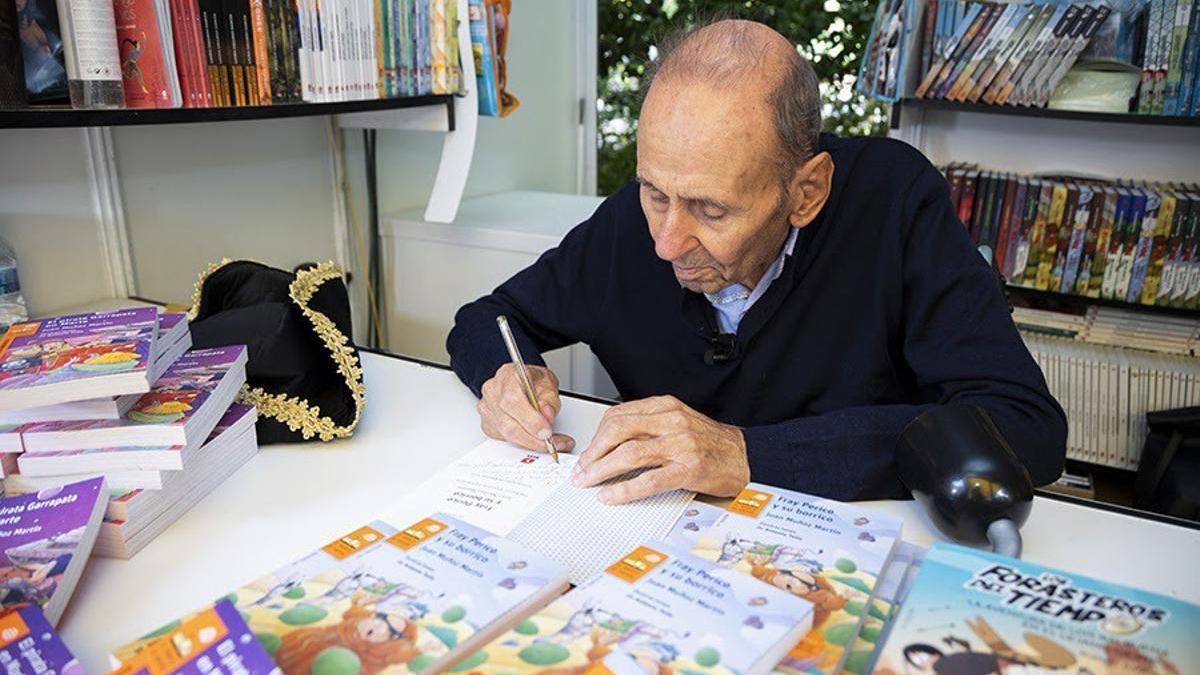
[0,0,582,326]
[0,129,114,314]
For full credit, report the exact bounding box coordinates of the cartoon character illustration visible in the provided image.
[1103,642,1181,675]
[533,605,687,675]
[120,34,149,94]
[273,591,422,675]
[894,617,1077,675]
[128,391,198,423]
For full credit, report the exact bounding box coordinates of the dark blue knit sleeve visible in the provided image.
[742,167,1067,501]
[446,190,623,397]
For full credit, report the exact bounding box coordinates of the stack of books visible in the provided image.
[942,165,1200,308]
[1014,304,1200,355]
[0,308,258,559]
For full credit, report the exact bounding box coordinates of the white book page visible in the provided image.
[508,470,695,585]
[386,439,575,536]
[392,439,696,585]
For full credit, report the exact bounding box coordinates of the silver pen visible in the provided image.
[496,315,559,462]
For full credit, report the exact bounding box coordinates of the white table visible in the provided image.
[61,351,1200,672]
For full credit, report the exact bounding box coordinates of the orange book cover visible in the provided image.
[250,0,272,104]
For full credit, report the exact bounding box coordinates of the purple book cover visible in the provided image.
[0,605,83,675]
[18,347,246,434]
[0,477,104,613]
[157,313,185,333]
[0,308,158,392]
[114,598,280,675]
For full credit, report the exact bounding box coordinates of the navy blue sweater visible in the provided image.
[447,133,1067,500]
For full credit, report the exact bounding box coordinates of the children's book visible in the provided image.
[667,485,903,675]
[473,540,814,675]
[0,476,107,625]
[871,541,1200,674]
[110,598,280,675]
[0,307,159,412]
[0,605,83,675]
[13,346,247,453]
[0,311,190,426]
[114,513,570,674]
[389,439,695,585]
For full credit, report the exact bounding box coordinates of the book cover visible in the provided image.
[1034,182,1068,290]
[118,514,569,674]
[17,345,247,452]
[0,476,107,624]
[1115,192,1149,301]
[1091,187,1122,298]
[0,605,82,674]
[1128,190,1163,302]
[1074,185,1106,295]
[475,540,814,675]
[1141,191,1178,303]
[0,0,26,107]
[1009,178,1042,285]
[871,542,1200,674]
[0,307,157,411]
[113,0,174,108]
[111,598,280,675]
[1062,184,1094,293]
[666,486,903,675]
[1049,182,1080,293]
[13,0,68,102]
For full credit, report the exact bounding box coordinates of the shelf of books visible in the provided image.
[0,95,456,129]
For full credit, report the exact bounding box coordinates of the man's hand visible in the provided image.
[572,395,750,504]
[477,363,575,454]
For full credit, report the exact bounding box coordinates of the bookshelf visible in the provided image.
[1006,286,1200,320]
[0,96,456,130]
[882,0,1200,514]
[892,97,1200,129]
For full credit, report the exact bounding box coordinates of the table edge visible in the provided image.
[356,346,1200,532]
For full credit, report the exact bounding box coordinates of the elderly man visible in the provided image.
[446,20,1066,504]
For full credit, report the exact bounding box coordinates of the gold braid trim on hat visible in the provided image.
[190,259,366,441]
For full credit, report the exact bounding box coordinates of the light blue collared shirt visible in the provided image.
[705,227,800,334]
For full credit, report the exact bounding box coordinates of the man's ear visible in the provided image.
[787,151,834,230]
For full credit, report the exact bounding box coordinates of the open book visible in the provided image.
[387,439,696,584]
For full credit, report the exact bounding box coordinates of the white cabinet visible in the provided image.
[382,190,618,399]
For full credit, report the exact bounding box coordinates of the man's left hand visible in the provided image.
[573,396,750,504]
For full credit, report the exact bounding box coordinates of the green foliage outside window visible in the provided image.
[598,0,889,195]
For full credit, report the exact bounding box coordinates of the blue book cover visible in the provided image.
[872,542,1200,674]
[468,0,499,116]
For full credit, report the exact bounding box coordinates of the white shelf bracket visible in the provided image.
[82,126,136,299]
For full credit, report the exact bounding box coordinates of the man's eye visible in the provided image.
[650,191,669,204]
[699,206,727,221]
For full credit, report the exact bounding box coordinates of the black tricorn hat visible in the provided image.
[188,259,365,444]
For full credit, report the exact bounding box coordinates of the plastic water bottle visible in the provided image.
[0,240,28,331]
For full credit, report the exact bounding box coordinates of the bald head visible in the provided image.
[642,19,822,175]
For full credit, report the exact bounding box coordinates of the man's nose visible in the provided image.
[654,205,696,262]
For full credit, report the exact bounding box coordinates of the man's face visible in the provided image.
[637,79,795,294]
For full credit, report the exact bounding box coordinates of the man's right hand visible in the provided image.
[477,363,575,454]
